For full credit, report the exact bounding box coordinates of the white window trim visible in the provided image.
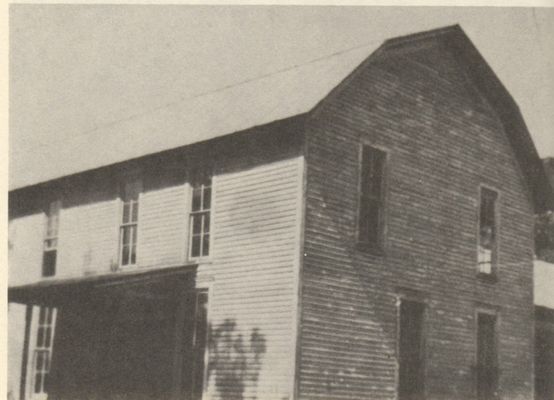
[188,170,213,262]
[42,200,61,277]
[476,185,501,276]
[118,178,142,269]
[27,306,57,400]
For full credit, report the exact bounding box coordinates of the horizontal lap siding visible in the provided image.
[8,214,44,285]
[299,43,534,400]
[8,304,27,400]
[200,156,303,400]
[57,200,119,277]
[138,185,188,267]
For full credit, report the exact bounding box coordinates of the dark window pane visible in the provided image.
[370,150,385,198]
[131,226,138,245]
[203,214,210,234]
[35,373,42,393]
[131,201,139,222]
[192,188,202,212]
[359,198,370,243]
[45,328,52,347]
[366,201,380,244]
[44,353,51,371]
[46,307,53,324]
[36,351,44,370]
[203,187,211,210]
[359,146,385,246]
[122,227,131,246]
[123,203,131,224]
[121,245,129,265]
[192,215,202,235]
[479,189,497,263]
[44,373,50,392]
[130,244,137,265]
[361,147,372,198]
[37,328,44,347]
[191,236,201,258]
[39,307,46,324]
[42,251,56,277]
[202,234,210,257]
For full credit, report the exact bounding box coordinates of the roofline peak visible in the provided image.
[380,24,464,50]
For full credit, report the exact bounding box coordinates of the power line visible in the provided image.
[11,38,383,156]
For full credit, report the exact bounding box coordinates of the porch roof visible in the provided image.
[8,264,197,306]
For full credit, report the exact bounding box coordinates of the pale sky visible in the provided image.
[9,5,554,188]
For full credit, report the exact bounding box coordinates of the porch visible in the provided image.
[9,267,208,400]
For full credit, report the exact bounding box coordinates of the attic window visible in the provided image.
[189,169,212,259]
[119,178,141,267]
[478,188,498,275]
[43,200,61,277]
[358,145,386,251]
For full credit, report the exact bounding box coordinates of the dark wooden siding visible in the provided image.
[298,39,535,400]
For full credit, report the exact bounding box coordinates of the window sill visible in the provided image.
[356,242,385,257]
[476,271,498,283]
[187,257,213,265]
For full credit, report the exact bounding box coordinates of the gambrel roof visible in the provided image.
[10,25,553,212]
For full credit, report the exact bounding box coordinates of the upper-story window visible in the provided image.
[119,179,141,267]
[478,188,498,275]
[358,145,386,250]
[43,200,61,277]
[189,170,212,259]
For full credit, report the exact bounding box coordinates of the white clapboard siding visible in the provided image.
[199,156,304,400]
[8,304,27,400]
[56,200,120,278]
[8,214,45,286]
[138,184,188,268]
[8,154,304,400]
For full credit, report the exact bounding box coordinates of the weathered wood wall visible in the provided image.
[298,37,535,400]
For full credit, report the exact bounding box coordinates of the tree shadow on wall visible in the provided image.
[207,319,266,400]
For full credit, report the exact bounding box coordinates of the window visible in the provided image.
[189,170,212,259]
[398,299,426,400]
[359,145,386,248]
[478,188,498,274]
[32,307,57,397]
[119,179,141,267]
[43,201,61,277]
[476,313,498,400]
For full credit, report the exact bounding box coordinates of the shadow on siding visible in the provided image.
[208,319,266,400]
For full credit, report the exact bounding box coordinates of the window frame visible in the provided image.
[29,306,57,400]
[357,143,388,254]
[42,200,61,277]
[188,168,213,261]
[118,177,142,268]
[476,185,500,278]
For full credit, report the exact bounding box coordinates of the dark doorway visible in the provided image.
[476,313,498,400]
[398,299,426,400]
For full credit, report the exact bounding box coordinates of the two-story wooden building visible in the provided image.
[9,25,553,400]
